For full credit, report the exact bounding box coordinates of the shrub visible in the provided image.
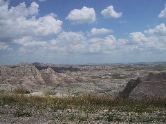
[13,87,30,94]
[14,110,32,117]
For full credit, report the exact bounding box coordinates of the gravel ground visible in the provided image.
[0,104,166,124]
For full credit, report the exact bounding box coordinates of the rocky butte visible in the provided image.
[119,72,166,100]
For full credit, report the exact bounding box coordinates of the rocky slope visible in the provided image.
[119,72,166,100]
[0,65,45,91]
[0,64,78,92]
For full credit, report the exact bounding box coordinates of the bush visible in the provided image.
[13,88,30,94]
[14,110,32,117]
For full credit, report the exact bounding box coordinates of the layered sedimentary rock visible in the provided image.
[119,72,166,100]
[0,65,45,90]
[0,64,76,91]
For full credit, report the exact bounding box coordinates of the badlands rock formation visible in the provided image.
[0,64,77,92]
[0,64,45,90]
[0,63,131,95]
[1,63,166,97]
[119,72,166,100]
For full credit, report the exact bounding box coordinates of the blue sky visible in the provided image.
[0,0,166,64]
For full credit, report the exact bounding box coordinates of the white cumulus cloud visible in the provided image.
[145,23,166,36]
[52,31,87,53]
[129,23,166,50]
[90,28,112,36]
[66,6,96,24]
[159,5,166,18]
[0,0,63,41]
[130,32,148,42]
[101,5,122,18]
[89,35,116,53]
[9,2,39,17]
[14,36,47,47]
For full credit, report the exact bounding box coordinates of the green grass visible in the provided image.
[111,74,128,79]
[0,93,166,111]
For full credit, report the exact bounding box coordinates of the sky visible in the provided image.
[0,0,166,64]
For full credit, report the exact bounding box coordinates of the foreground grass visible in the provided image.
[0,93,166,123]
